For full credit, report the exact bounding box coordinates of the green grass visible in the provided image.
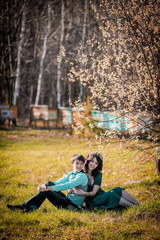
[0,129,160,240]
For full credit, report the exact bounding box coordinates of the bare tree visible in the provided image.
[13,0,27,106]
[35,2,51,106]
[0,0,107,118]
[80,0,88,103]
[57,0,65,109]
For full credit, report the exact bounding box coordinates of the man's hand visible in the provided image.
[67,189,72,194]
[37,184,46,192]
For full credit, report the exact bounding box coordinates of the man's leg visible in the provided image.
[7,181,70,211]
[46,191,70,209]
[20,180,56,210]
[21,191,47,210]
[22,181,68,210]
[44,182,76,209]
[7,191,47,212]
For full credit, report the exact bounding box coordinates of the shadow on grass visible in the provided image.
[82,205,128,215]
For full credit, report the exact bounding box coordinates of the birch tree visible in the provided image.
[69,0,160,158]
[57,0,64,109]
[70,0,160,124]
[13,0,27,106]
[80,0,88,103]
[35,2,51,106]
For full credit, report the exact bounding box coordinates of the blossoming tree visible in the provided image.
[69,0,160,162]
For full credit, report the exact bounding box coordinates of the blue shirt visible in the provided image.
[52,170,88,207]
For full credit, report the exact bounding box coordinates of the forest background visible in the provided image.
[1,0,160,120]
[0,0,160,239]
[1,0,98,117]
[1,0,160,156]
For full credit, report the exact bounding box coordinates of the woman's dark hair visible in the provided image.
[84,153,103,177]
[71,154,85,164]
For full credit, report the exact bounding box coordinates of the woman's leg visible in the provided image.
[119,197,134,207]
[121,190,139,205]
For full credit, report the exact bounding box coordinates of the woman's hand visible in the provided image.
[74,189,86,195]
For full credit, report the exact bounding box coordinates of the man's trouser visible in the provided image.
[21,181,71,210]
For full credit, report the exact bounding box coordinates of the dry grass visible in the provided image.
[0,129,160,240]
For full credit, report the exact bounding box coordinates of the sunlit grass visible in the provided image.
[0,129,160,240]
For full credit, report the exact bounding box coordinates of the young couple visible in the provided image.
[7,152,139,212]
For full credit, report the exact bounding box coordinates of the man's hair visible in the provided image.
[71,154,85,164]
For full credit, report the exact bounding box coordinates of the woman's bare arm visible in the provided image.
[74,185,100,197]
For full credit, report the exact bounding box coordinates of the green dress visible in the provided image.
[85,172,123,210]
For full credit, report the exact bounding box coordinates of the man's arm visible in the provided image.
[38,172,72,192]
[51,173,88,192]
[53,171,72,185]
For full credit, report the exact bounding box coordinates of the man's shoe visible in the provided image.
[7,204,24,211]
[23,205,37,213]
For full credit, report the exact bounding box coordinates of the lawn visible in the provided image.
[0,129,160,240]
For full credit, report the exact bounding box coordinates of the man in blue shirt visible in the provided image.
[7,154,88,212]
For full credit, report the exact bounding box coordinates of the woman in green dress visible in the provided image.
[74,152,139,210]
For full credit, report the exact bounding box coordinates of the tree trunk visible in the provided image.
[13,0,26,106]
[57,0,64,109]
[80,0,88,103]
[156,147,160,174]
[35,2,51,106]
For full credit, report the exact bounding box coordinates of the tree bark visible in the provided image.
[80,0,88,103]
[13,0,26,106]
[35,2,51,106]
[156,147,160,174]
[57,0,64,109]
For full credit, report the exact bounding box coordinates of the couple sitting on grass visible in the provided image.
[7,152,139,212]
